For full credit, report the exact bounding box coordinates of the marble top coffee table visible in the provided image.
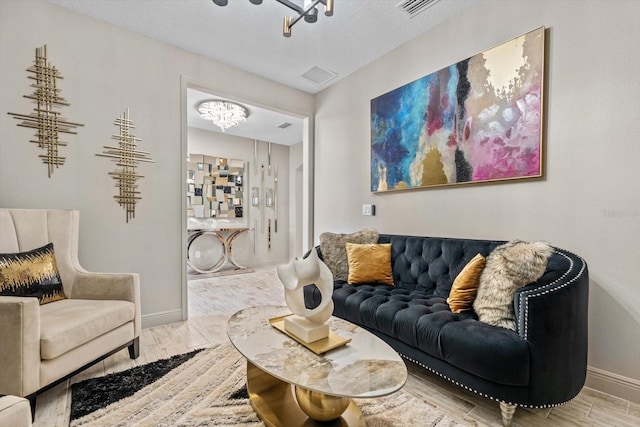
[227,305,407,427]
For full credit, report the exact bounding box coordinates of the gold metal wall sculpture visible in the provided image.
[8,45,84,177]
[96,109,154,223]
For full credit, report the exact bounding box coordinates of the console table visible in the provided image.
[187,227,250,274]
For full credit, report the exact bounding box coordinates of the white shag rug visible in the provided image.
[70,342,463,427]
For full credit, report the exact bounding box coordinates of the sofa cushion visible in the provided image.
[39,299,135,359]
[319,229,378,280]
[331,281,530,386]
[0,243,67,305]
[346,243,394,286]
[439,319,530,386]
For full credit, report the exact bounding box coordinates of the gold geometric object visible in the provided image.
[269,314,351,355]
[96,109,154,223]
[246,362,364,426]
[7,45,84,177]
[294,386,351,421]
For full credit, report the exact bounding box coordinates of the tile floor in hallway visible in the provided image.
[33,267,639,426]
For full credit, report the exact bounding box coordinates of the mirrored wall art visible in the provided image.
[251,187,260,207]
[187,155,244,218]
[265,188,274,207]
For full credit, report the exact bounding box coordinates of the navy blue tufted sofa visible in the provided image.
[304,234,589,426]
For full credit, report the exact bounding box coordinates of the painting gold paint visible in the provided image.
[371,27,545,192]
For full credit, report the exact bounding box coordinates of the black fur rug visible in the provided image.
[70,349,203,420]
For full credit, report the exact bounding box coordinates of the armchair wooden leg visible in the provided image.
[128,337,140,359]
[499,401,517,426]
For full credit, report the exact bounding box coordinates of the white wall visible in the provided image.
[2,0,638,402]
[0,0,314,327]
[314,0,640,400]
[289,142,304,257]
[187,128,291,267]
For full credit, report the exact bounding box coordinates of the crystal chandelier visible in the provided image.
[212,0,335,38]
[196,100,249,132]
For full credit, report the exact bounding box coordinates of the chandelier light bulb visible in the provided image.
[197,100,249,132]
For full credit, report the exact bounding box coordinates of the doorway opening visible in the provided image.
[180,79,313,320]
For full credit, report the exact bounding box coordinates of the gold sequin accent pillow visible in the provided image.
[0,243,67,305]
[345,243,394,286]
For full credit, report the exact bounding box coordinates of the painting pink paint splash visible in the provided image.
[371,27,544,191]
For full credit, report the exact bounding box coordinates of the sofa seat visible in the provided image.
[40,299,135,360]
[332,280,530,386]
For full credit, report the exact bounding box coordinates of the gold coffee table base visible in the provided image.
[246,361,365,427]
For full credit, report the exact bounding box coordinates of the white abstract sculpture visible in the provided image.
[277,249,334,343]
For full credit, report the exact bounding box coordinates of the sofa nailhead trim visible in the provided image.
[399,353,577,409]
[400,247,586,409]
[517,248,587,340]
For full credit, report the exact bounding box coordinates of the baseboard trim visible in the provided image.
[586,365,640,404]
[142,309,184,329]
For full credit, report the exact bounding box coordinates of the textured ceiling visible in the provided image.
[187,88,304,146]
[48,0,477,94]
[47,0,477,144]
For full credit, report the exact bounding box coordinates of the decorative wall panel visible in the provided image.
[96,109,154,222]
[8,45,84,177]
[187,155,244,218]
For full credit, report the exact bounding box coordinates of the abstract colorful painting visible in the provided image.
[371,27,545,192]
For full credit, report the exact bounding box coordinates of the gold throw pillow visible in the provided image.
[447,253,485,313]
[345,243,394,286]
[0,242,67,305]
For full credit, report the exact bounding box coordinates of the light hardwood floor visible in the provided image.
[34,267,639,426]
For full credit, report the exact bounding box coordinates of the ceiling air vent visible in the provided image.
[396,0,442,18]
[277,122,292,129]
[301,66,337,85]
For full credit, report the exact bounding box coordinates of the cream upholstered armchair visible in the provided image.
[0,209,140,417]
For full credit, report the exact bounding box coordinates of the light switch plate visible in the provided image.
[362,204,374,216]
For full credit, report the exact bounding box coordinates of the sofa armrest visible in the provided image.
[0,297,41,397]
[514,248,589,403]
[71,272,141,338]
[0,395,32,427]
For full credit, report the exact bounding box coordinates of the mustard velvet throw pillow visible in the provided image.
[0,242,67,305]
[345,243,394,286]
[447,253,486,313]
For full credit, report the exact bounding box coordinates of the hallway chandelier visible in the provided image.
[197,100,249,132]
[211,0,335,37]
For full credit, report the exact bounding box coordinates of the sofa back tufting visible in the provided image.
[379,235,503,297]
[308,232,589,411]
